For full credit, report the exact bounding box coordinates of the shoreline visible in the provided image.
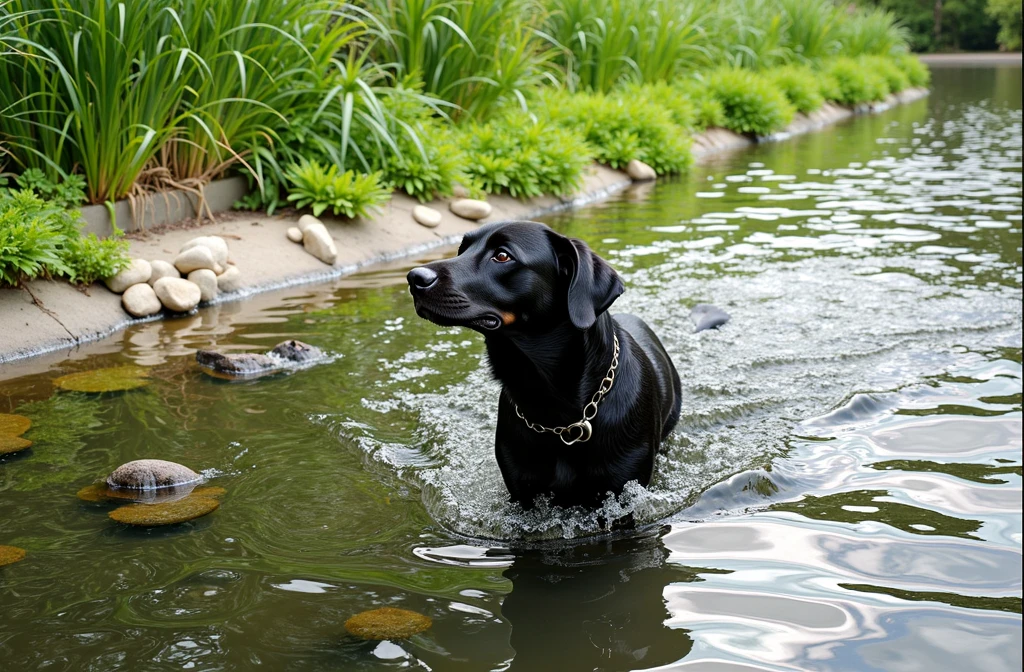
[0,87,929,365]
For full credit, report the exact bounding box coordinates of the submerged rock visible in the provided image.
[449,198,491,220]
[196,350,279,376]
[0,545,26,567]
[54,366,150,393]
[345,607,432,640]
[109,495,219,526]
[79,482,224,505]
[107,459,201,490]
[271,340,323,363]
[104,258,152,294]
[0,413,31,437]
[0,435,32,455]
[690,304,731,332]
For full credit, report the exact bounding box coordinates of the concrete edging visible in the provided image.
[0,87,929,364]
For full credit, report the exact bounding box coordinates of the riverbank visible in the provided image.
[0,87,929,364]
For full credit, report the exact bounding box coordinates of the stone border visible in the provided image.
[0,87,929,364]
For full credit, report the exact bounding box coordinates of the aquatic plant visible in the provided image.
[0,545,26,567]
[344,606,432,640]
[53,366,151,393]
[108,495,220,526]
[706,68,795,136]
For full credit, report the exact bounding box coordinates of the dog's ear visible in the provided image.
[547,230,624,330]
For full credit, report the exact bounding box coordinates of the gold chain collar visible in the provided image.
[512,334,620,446]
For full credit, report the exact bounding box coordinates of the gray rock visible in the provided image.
[690,304,731,332]
[153,277,202,313]
[302,222,338,265]
[297,214,322,233]
[121,282,162,318]
[107,459,201,490]
[412,205,442,228]
[196,350,279,376]
[148,259,179,285]
[626,159,657,181]
[174,245,217,274]
[104,259,152,294]
[449,198,492,220]
[286,226,303,243]
[216,265,242,293]
[271,340,324,362]
[181,235,228,267]
[187,269,218,302]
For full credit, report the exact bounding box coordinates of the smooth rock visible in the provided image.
[216,265,242,293]
[286,226,303,243]
[187,269,218,302]
[148,259,179,285]
[196,350,279,376]
[153,277,201,312]
[302,223,338,265]
[451,183,470,199]
[173,245,217,274]
[121,283,162,318]
[297,214,322,233]
[271,340,324,362]
[180,235,229,267]
[449,198,491,220]
[626,159,657,181]
[108,495,219,526]
[107,459,201,490]
[104,258,152,294]
[412,205,442,228]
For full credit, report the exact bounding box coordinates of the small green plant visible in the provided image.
[860,55,909,95]
[768,65,825,114]
[283,161,390,218]
[892,54,930,89]
[821,57,889,106]
[706,68,795,136]
[675,80,728,131]
[459,112,591,198]
[623,82,698,130]
[61,232,130,285]
[543,90,692,175]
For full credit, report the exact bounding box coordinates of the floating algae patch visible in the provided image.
[344,607,432,640]
[0,435,32,455]
[54,366,150,393]
[108,495,220,526]
[78,482,225,504]
[0,413,31,437]
[0,545,26,567]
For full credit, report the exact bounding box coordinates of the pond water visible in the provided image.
[1,65,1021,671]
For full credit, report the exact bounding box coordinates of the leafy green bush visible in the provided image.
[622,82,698,130]
[768,65,825,114]
[458,112,591,198]
[860,55,909,94]
[820,57,889,106]
[892,54,931,88]
[61,232,130,285]
[706,68,795,136]
[675,80,727,131]
[987,0,1023,51]
[542,90,692,174]
[283,161,390,218]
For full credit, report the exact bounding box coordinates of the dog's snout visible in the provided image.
[407,266,438,290]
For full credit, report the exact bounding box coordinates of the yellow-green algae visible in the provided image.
[0,413,31,437]
[54,366,150,393]
[0,435,32,455]
[108,495,219,526]
[344,607,432,640]
[79,483,226,504]
[0,545,26,567]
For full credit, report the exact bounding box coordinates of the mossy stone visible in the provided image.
[0,413,31,437]
[0,545,26,567]
[0,435,32,455]
[76,483,140,503]
[345,607,432,640]
[109,495,219,526]
[54,366,150,393]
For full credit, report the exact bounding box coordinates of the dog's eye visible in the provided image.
[492,250,513,263]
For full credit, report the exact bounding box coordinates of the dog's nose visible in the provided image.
[407,266,438,290]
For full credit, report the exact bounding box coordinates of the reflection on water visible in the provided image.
[1,66,1021,670]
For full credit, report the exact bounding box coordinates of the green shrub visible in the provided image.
[892,54,931,88]
[542,90,692,175]
[458,112,591,198]
[61,232,130,285]
[768,65,825,114]
[860,55,909,94]
[622,82,698,130]
[675,80,728,131]
[283,161,390,219]
[706,68,795,136]
[821,57,889,106]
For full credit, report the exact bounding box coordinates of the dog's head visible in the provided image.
[407,221,623,333]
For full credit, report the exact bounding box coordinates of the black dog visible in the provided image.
[407,221,681,509]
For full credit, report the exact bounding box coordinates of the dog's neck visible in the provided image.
[484,313,617,420]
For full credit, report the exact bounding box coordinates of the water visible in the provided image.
[1,65,1020,671]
